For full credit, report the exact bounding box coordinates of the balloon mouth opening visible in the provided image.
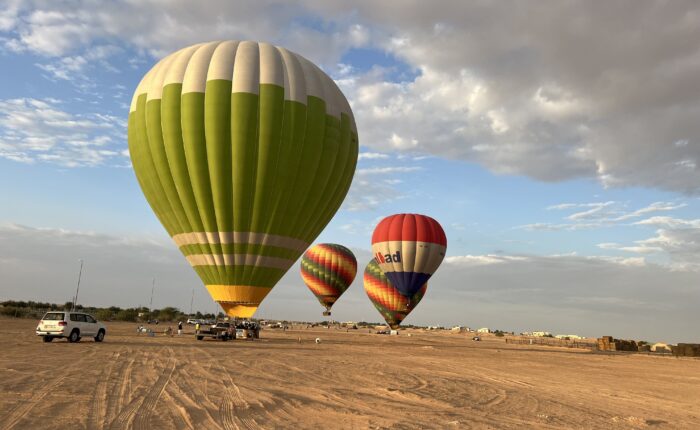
[206,285,269,318]
[218,302,258,318]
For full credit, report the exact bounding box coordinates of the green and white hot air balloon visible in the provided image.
[128,41,358,318]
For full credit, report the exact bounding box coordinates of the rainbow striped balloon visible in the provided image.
[364,259,427,329]
[301,244,357,315]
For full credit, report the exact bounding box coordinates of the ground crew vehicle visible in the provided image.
[36,311,107,343]
[195,322,235,341]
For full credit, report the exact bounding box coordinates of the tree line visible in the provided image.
[0,300,221,322]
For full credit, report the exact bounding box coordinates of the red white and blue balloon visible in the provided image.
[371,213,446,300]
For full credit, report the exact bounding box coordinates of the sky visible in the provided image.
[0,1,699,342]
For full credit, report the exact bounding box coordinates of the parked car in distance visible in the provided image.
[186,318,199,325]
[36,311,107,343]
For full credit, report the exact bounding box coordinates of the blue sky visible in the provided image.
[1,1,699,342]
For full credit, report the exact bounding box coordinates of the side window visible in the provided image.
[70,313,79,322]
[85,315,96,323]
[75,314,87,322]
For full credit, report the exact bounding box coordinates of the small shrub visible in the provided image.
[95,309,113,321]
[0,306,28,318]
[115,309,139,322]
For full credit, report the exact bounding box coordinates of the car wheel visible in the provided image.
[94,330,105,342]
[196,336,204,341]
[43,336,53,343]
[68,330,80,343]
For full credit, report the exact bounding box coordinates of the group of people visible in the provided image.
[166,321,184,336]
[236,320,259,330]
[137,321,184,337]
[137,320,261,338]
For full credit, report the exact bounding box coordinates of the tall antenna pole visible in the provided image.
[72,259,84,311]
[189,288,194,316]
[149,277,155,313]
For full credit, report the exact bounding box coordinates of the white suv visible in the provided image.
[36,311,107,343]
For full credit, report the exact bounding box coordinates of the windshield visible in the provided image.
[42,312,65,321]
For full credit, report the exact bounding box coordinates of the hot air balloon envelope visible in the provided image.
[364,259,426,329]
[301,244,357,314]
[128,41,358,318]
[371,214,446,299]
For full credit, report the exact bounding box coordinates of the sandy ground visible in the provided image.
[0,318,698,429]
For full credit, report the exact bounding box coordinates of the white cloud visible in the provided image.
[430,252,696,342]
[519,222,601,232]
[547,203,580,210]
[34,44,121,89]
[3,223,698,342]
[2,2,700,194]
[355,166,422,175]
[613,202,687,221]
[567,201,616,221]
[0,0,22,32]
[358,152,389,160]
[634,228,700,270]
[341,158,425,211]
[0,98,127,167]
[2,2,366,67]
[596,242,663,254]
[593,215,700,269]
[445,254,529,266]
[634,216,700,228]
[524,201,687,231]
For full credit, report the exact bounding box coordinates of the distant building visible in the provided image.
[531,331,551,337]
[555,334,583,340]
[651,343,672,353]
[477,328,490,333]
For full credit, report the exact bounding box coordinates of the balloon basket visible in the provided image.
[323,311,331,316]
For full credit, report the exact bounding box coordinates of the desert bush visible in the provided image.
[0,306,28,317]
[157,307,182,321]
[95,309,113,321]
[115,309,139,322]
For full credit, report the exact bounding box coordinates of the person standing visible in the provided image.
[178,321,183,336]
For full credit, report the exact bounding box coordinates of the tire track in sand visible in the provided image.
[0,349,97,430]
[161,389,194,429]
[167,367,223,429]
[112,356,135,419]
[214,360,259,430]
[132,358,177,430]
[88,350,122,430]
[108,358,176,430]
[0,371,71,430]
[194,347,261,430]
[102,356,129,425]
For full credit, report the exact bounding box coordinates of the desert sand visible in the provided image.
[0,318,698,429]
